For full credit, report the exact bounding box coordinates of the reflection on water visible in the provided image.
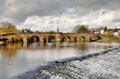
[0,43,22,57]
[0,42,114,58]
[0,42,117,79]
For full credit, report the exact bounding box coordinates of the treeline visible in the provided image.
[0,22,20,34]
[73,25,119,33]
[0,22,118,34]
[74,25,90,33]
[0,22,92,34]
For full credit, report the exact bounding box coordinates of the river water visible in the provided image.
[0,42,119,79]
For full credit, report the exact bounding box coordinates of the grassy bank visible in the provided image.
[97,37,120,42]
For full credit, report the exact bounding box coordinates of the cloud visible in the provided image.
[1,0,120,22]
[2,0,65,23]
[20,14,78,32]
[0,16,13,23]
[18,9,120,32]
[81,10,120,27]
[0,0,120,32]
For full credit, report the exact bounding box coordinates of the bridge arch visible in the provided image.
[90,35,102,42]
[0,38,8,43]
[28,36,40,43]
[77,36,85,42]
[48,36,55,43]
[11,35,23,43]
[62,36,71,42]
[96,35,101,39]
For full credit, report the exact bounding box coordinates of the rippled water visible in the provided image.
[0,42,119,79]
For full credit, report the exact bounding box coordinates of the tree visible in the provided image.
[0,22,20,34]
[11,35,22,42]
[74,25,90,33]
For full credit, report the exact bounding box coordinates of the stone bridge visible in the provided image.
[0,33,102,43]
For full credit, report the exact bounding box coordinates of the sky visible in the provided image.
[0,0,120,32]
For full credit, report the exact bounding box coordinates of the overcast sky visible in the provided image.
[0,0,120,32]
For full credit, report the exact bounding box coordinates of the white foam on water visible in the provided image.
[49,48,120,79]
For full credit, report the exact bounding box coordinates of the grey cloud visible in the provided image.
[1,0,68,23]
[0,0,119,23]
[113,18,120,22]
[0,0,120,31]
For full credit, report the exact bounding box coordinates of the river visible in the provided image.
[0,42,119,79]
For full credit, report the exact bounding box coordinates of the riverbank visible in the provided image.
[11,47,120,79]
[97,36,120,42]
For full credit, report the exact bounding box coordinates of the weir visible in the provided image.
[11,47,120,79]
